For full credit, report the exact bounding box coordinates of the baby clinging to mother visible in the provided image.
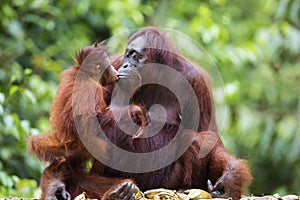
[29,27,252,200]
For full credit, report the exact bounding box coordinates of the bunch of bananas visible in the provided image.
[136,188,212,200]
[73,189,211,200]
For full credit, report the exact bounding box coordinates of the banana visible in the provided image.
[183,189,212,199]
[135,191,145,200]
[136,188,211,200]
[74,192,97,200]
[144,189,177,199]
[74,192,86,200]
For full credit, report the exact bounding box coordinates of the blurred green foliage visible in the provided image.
[0,0,299,197]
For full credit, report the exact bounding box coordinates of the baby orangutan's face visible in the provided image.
[99,63,118,86]
[80,45,119,86]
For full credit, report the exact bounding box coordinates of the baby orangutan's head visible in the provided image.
[76,43,118,86]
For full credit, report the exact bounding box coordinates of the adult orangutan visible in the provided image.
[107,27,252,199]
[29,27,252,200]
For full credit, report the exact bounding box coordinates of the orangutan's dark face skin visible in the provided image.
[116,36,147,93]
[118,36,147,75]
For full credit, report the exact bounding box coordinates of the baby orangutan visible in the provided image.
[29,43,148,200]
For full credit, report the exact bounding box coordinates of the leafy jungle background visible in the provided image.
[0,0,299,197]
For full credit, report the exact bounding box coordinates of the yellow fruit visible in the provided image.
[135,191,145,199]
[144,188,175,199]
[183,189,212,199]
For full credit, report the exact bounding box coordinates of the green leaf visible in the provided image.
[0,172,14,188]
[9,85,19,96]
[23,89,37,104]
[15,179,38,196]
[24,68,32,75]
[0,93,5,103]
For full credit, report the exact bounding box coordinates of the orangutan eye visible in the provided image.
[96,64,102,72]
